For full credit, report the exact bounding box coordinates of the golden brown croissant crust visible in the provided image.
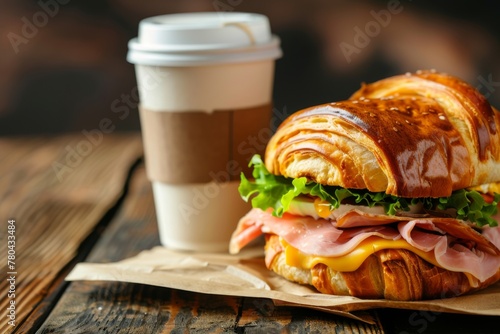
[265,71,500,198]
[266,234,500,301]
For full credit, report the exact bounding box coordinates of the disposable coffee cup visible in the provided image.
[127,12,281,252]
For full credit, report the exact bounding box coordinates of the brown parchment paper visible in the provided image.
[66,246,500,324]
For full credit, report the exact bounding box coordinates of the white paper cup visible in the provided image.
[127,12,281,252]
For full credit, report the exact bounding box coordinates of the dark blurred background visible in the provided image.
[1,0,499,136]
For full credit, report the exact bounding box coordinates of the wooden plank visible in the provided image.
[238,298,384,333]
[0,134,143,334]
[37,164,384,333]
[377,307,500,334]
[38,281,245,334]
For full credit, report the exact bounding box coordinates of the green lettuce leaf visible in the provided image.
[238,155,499,227]
[437,189,500,227]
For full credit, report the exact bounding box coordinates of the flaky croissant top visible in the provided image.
[266,71,500,198]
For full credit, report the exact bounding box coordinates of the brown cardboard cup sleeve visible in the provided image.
[139,104,272,184]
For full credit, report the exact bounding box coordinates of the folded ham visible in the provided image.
[230,208,500,284]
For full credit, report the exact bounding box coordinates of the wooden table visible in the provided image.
[1,134,498,333]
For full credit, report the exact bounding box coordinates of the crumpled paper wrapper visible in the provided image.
[66,246,500,324]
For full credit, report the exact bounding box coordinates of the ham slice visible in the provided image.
[399,219,500,282]
[230,208,399,256]
[230,208,500,282]
[336,210,500,255]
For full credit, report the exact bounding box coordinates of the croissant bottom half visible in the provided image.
[266,235,500,301]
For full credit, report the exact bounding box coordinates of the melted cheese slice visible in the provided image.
[282,236,439,272]
[281,236,479,287]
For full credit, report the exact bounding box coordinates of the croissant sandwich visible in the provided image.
[230,70,500,301]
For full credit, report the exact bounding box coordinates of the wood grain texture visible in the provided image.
[36,163,384,333]
[0,134,143,334]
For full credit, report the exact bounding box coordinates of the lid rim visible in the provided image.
[128,36,280,52]
[127,48,282,67]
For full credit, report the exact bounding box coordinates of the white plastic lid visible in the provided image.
[127,12,282,66]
